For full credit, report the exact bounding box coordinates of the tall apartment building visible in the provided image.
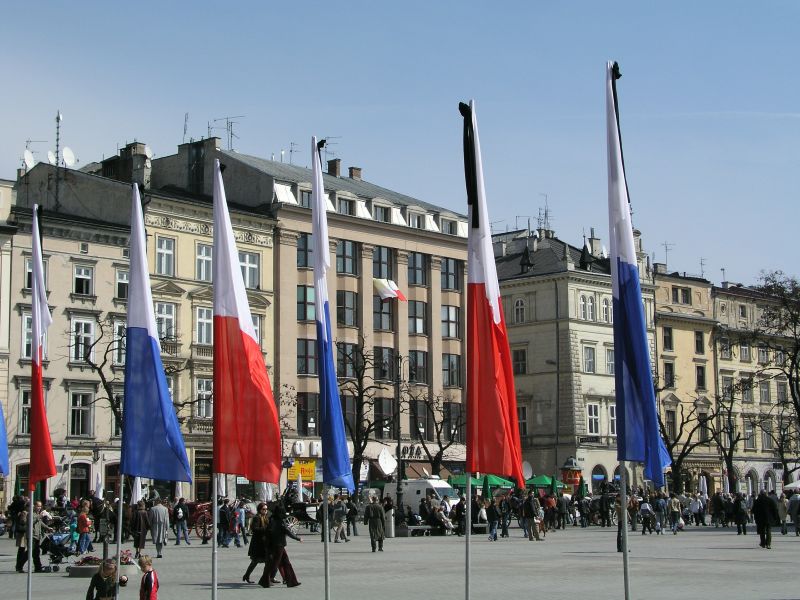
[0,178,16,508]
[153,138,469,487]
[652,268,718,493]
[494,226,656,492]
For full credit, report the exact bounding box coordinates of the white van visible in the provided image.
[382,477,459,514]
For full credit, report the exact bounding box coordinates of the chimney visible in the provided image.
[348,166,362,181]
[493,240,507,258]
[328,159,341,177]
[653,262,667,275]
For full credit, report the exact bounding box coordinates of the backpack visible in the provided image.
[175,507,184,520]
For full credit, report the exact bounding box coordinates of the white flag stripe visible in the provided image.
[212,159,257,341]
[31,206,52,360]
[311,137,331,341]
[464,100,502,324]
[606,61,637,275]
[127,185,160,340]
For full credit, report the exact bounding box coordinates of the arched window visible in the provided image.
[580,295,587,320]
[591,464,608,493]
[588,296,596,321]
[514,299,526,324]
[602,298,611,323]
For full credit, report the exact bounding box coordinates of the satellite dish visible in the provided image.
[144,145,153,159]
[62,147,76,167]
[144,158,152,169]
[377,447,397,476]
[522,461,534,480]
[47,151,56,165]
[23,150,34,170]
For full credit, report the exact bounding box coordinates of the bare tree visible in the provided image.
[66,314,190,433]
[336,336,394,489]
[707,384,749,493]
[751,271,800,433]
[760,403,800,485]
[657,398,716,494]
[405,389,465,477]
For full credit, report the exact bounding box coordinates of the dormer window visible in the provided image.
[440,219,458,235]
[337,198,354,216]
[408,213,423,229]
[373,205,390,223]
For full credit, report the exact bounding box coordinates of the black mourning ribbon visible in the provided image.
[317,138,326,159]
[459,102,480,229]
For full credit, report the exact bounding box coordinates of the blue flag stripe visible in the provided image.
[121,328,192,481]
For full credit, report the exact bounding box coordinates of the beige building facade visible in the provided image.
[495,226,656,492]
[652,268,719,493]
[712,283,789,493]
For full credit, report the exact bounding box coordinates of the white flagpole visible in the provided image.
[115,476,125,594]
[323,486,331,600]
[26,494,33,600]
[619,461,631,599]
[465,474,471,600]
[212,474,218,600]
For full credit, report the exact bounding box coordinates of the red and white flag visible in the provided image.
[29,206,56,491]
[212,160,281,483]
[459,101,525,488]
[373,278,407,301]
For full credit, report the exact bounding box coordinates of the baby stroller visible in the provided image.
[39,531,74,572]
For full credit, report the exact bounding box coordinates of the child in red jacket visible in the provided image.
[138,554,159,600]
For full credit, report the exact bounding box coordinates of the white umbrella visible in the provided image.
[216,473,227,498]
[265,483,274,502]
[130,477,144,505]
[783,480,800,492]
[699,475,708,497]
[94,471,103,498]
[175,481,184,500]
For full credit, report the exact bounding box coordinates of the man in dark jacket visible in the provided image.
[752,490,779,549]
[363,496,385,552]
[556,493,569,530]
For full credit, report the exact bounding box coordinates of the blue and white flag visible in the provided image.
[0,402,8,476]
[606,61,670,487]
[121,184,192,482]
[312,136,355,492]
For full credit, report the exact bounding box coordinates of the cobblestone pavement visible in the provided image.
[1,524,797,599]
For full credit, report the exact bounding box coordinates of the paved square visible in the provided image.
[1,524,796,599]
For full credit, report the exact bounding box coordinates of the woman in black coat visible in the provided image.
[259,504,302,588]
[242,503,271,583]
[130,501,150,559]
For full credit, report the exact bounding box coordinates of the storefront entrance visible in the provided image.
[70,463,91,501]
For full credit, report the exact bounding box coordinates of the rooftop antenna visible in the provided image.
[321,136,341,163]
[699,257,706,278]
[21,139,47,171]
[54,110,63,211]
[721,267,726,283]
[490,219,505,234]
[515,215,533,231]
[661,241,675,269]
[289,141,300,165]
[538,193,552,230]
[211,115,245,151]
[183,112,189,143]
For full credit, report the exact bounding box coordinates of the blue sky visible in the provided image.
[2,2,797,284]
